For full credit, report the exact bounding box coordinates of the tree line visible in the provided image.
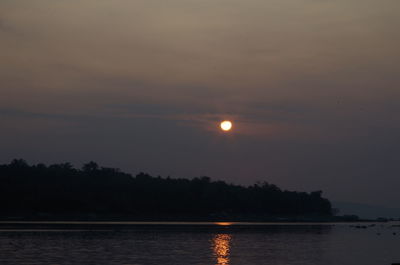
[0,159,332,220]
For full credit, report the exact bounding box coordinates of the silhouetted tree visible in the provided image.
[0,159,333,220]
[82,161,99,172]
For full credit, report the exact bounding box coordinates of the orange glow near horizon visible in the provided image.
[215,222,233,226]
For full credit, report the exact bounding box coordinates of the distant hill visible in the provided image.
[333,201,400,220]
[0,159,333,221]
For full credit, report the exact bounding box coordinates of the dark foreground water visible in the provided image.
[0,222,399,265]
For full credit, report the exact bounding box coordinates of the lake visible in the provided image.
[0,222,399,264]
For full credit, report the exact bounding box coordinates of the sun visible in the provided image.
[220,120,232,131]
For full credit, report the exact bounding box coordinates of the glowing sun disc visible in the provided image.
[220,120,232,131]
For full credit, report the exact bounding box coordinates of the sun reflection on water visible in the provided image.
[212,234,232,265]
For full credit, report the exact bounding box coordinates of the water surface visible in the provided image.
[0,222,399,265]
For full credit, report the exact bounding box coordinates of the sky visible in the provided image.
[1,0,400,208]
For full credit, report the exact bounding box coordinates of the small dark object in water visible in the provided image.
[355,225,367,229]
[393,232,397,235]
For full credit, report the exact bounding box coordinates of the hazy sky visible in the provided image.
[1,0,400,207]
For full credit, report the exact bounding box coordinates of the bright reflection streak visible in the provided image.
[212,234,232,265]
